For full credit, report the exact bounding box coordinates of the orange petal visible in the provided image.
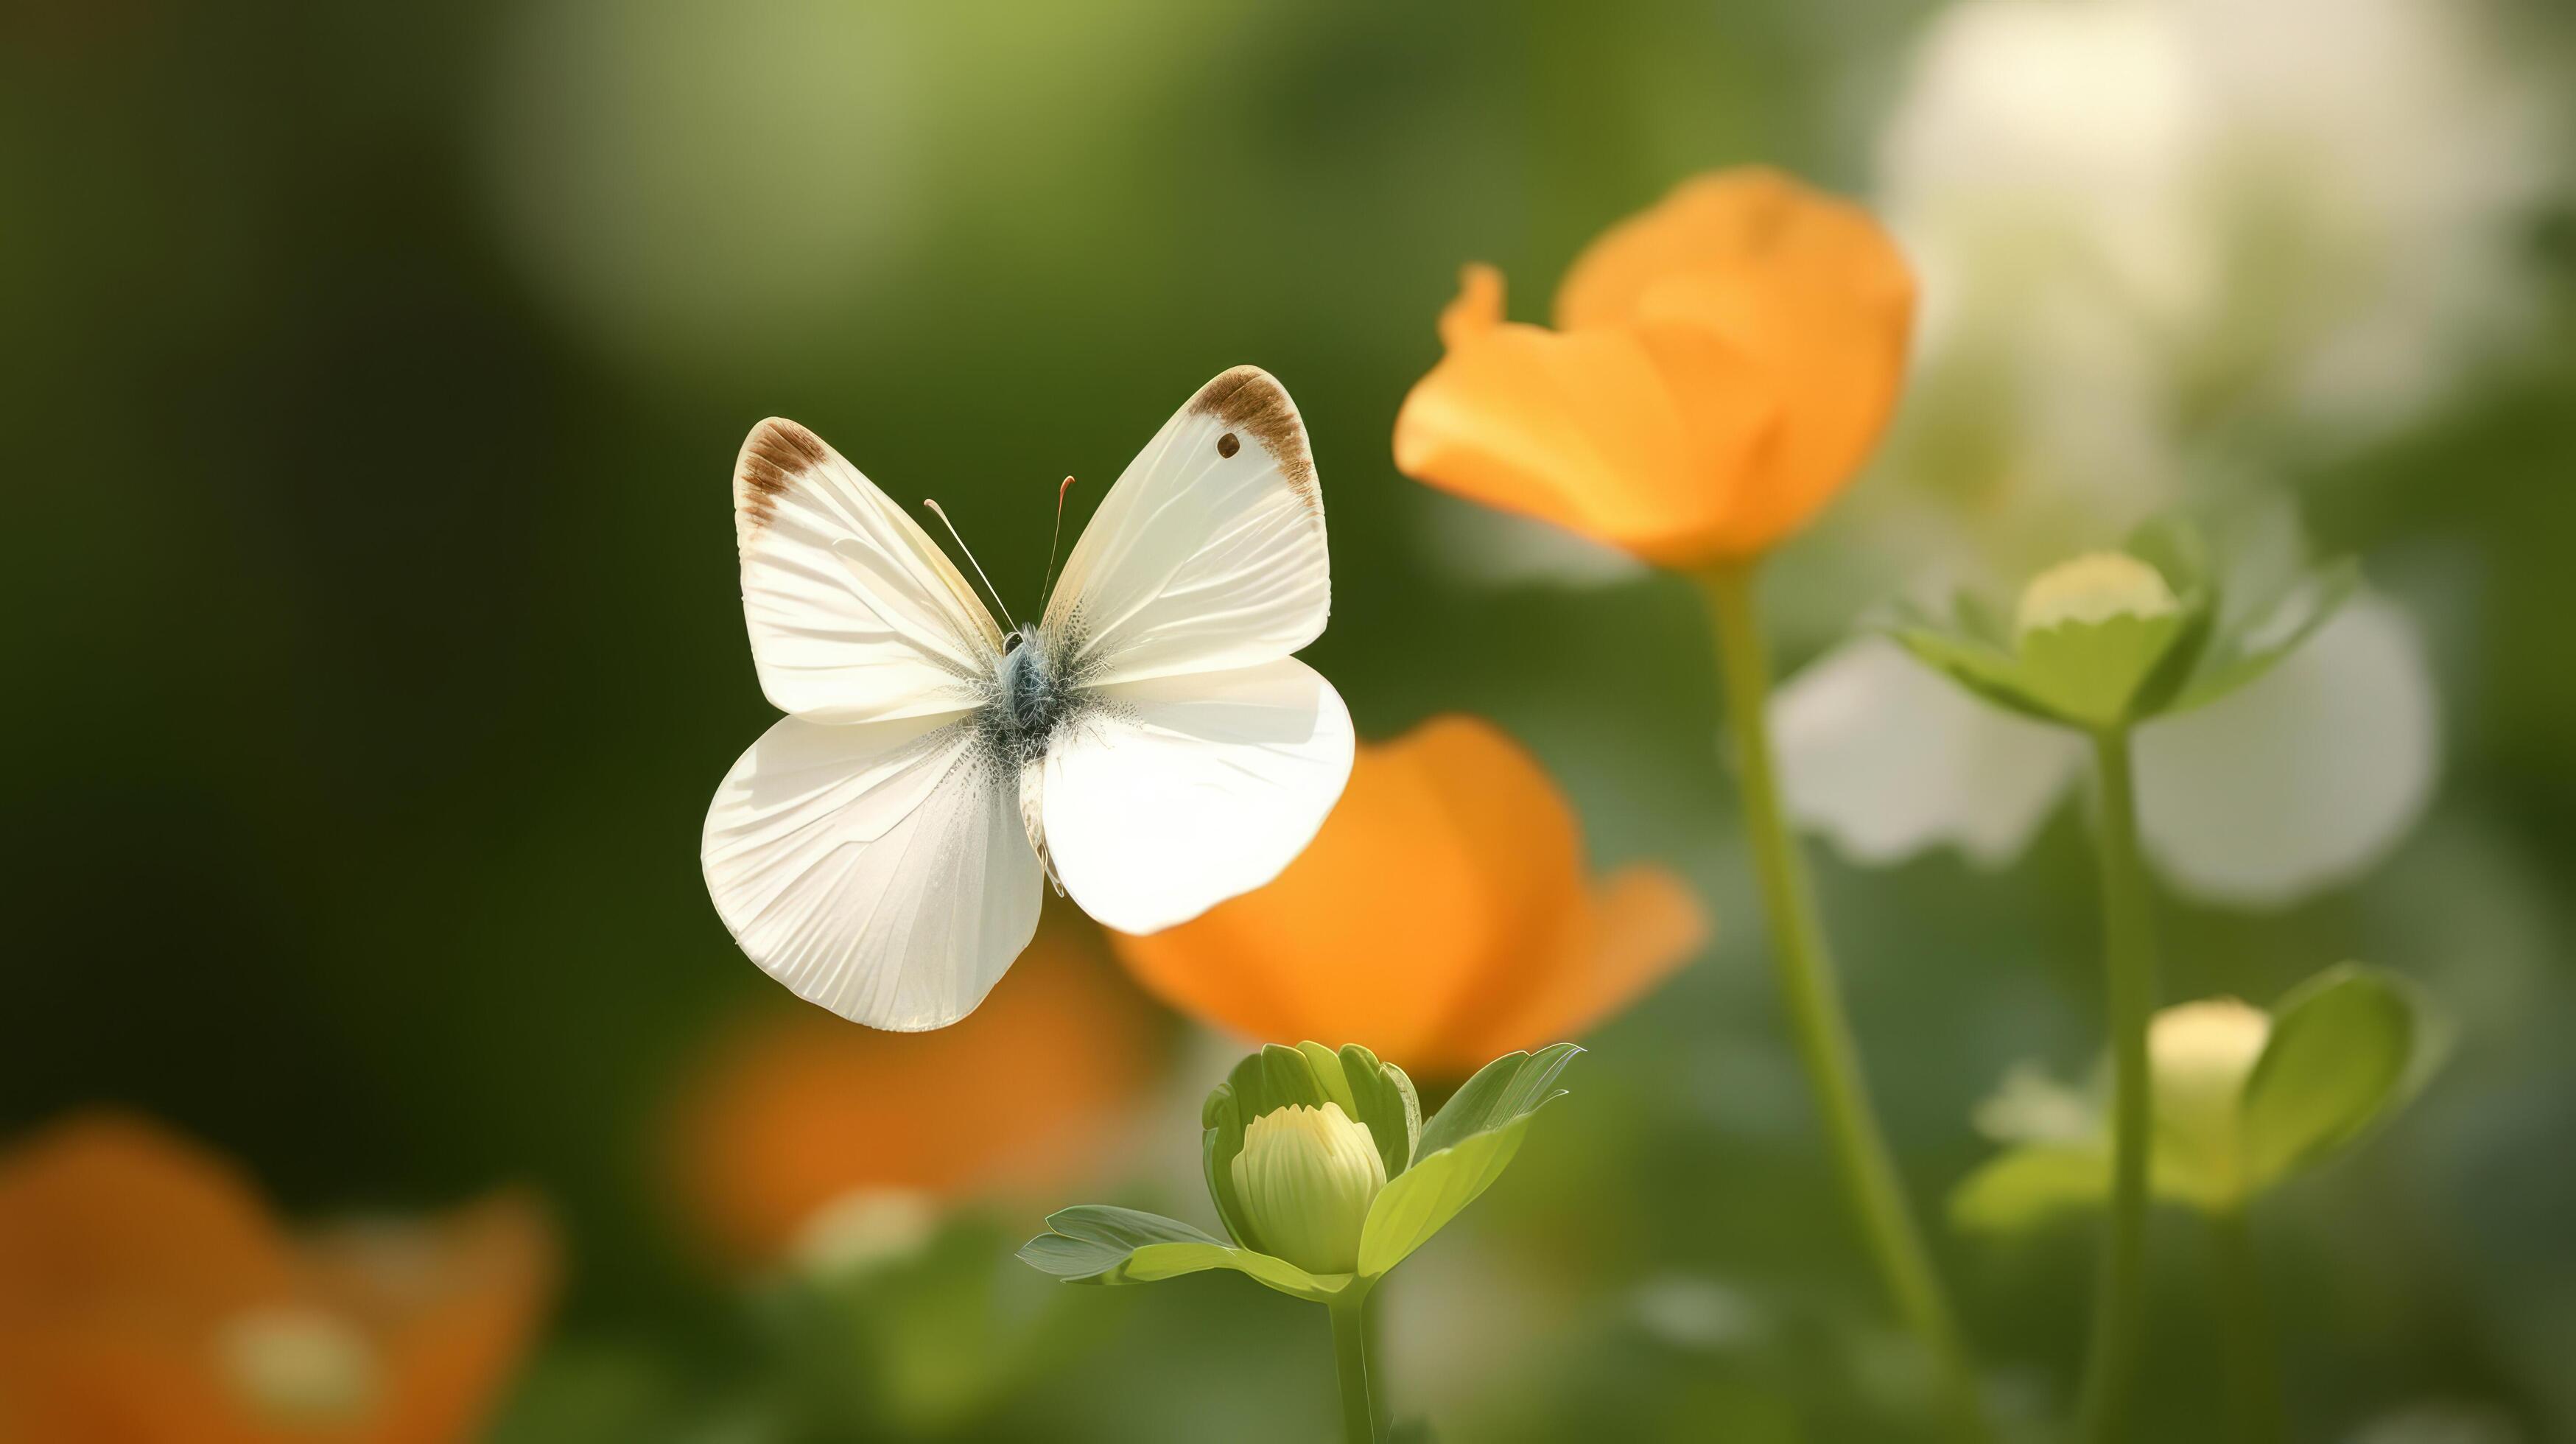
[1112,716,1700,1079]
[1115,717,1582,1070]
[1456,866,1708,1063]
[0,1114,554,1444]
[0,1111,300,1314]
[668,925,1154,1268]
[306,1194,557,1444]
[0,1112,301,1443]
[1394,287,1780,564]
[1438,262,1506,348]
[1554,168,1917,556]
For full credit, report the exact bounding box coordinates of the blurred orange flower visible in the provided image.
[1394,167,1915,565]
[0,1111,552,1444]
[1110,715,1708,1078]
[670,925,1157,1269]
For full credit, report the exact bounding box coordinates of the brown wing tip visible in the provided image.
[1187,365,1318,505]
[734,417,832,535]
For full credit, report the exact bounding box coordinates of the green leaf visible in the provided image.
[1017,1205,1347,1302]
[1417,1043,1580,1158]
[1887,625,2059,723]
[2124,511,2219,609]
[1339,1043,1422,1179]
[2014,609,2188,726]
[2167,558,2357,714]
[2240,964,2422,1191]
[1201,1045,1330,1255]
[1948,1146,2111,1235]
[1355,1110,1537,1277]
[1298,1042,1358,1114]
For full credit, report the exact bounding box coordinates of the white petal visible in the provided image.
[702,713,1041,1030]
[2135,594,2440,908]
[1042,657,1354,935]
[1772,637,2085,867]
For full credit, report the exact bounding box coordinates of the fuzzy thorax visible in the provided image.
[982,626,1082,766]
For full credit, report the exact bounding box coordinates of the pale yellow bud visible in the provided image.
[215,1305,377,1422]
[2015,552,2180,638]
[2150,998,2273,1206]
[1231,1101,1387,1275]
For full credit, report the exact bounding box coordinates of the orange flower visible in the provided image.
[669,925,1157,1269]
[0,1112,552,1444]
[1394,167,1916,565]
[1109,715,1707,1078]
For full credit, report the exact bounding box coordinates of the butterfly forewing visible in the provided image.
[1041,367,1330,688]
[734,418,1005,723]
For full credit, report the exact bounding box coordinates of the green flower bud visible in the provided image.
[1230,1101,1388,1275]
[1892,508,2360,732]
[1022,1042,1576,1301]
[2014,552,2180,638]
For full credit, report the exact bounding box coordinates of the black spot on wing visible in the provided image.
[1186,366,1317,507]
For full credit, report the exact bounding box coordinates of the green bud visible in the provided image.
[1230,1102,1387,1275]
[1021,1042,1576,1301]
[2149,998,2271,1209]
[1890,506,2359,732]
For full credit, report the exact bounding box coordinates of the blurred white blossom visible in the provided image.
[1879,0,2559,503]
[1774,594,2440,908]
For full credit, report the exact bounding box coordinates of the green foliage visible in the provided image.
[1888,506,2355,731]
[1357,1109,1538,1277]
[1023,1042,1576,1300]
[2239,964,2424,1191]
[1414,1044,1581,1157]
[1954,964,2435,1231]
[1949,1146,2112,1234]
[1018,1205,1349,1302]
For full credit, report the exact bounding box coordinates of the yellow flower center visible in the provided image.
[2015,551,2180,638]
[215,1305,377,1423]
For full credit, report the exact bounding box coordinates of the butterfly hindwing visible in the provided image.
[703,712,1042,1031]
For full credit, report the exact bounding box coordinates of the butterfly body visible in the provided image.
[989,626,1081,762]
[704,368,1352,1031]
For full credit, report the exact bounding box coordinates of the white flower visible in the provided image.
[1772,592,2440,908]
[1879,0,2558,487]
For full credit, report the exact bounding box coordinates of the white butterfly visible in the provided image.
[701,367,1354,1031]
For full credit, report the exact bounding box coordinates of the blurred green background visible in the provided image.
[4,0,2573,1440]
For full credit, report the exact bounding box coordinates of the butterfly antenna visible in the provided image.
[1036,475,1077,608]
[920,497,1017,632]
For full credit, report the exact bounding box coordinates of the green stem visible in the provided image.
[2076,727,2158,1443]
[1327,1286,1386,1444]
[2209,1207,2284,1444]
[1697,564,1994,1444]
